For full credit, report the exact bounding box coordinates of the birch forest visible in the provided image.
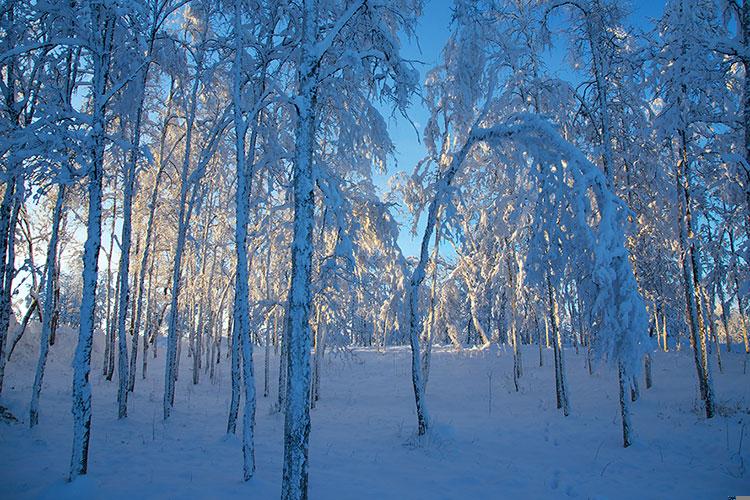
[1,0,749,498]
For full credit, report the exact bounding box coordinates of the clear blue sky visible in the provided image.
[380,0,666,257]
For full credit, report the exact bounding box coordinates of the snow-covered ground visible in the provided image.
[1,324,748,499]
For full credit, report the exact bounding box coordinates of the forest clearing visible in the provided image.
[1,324,748,498]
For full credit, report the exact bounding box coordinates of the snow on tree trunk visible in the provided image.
[240,310,256,480]
[226,300,242,427]
[103,176,117,381]
[115,155,136,419]
[535,313,543,367]
[230,1,256,473]
[676,134,714,418]
[630,375,640,402]
[728,229,750,354]
[406,131,482,435]
[421,220,440,391]
[30,184,65,427]
[316,322,327,403]
[506,247,522,391]
[277,315,287,411]
[264,320,271,398]
[554,301,570,416]
[142,245,157,379]
[71,9,112,474]
[282,48,317,500]
[0,178,18,395]
[49,227,63,346]
[123,98,153,394]
[548,274,563,410]
[70,149,104,477]
[742,2,750,247]
[310,306,321,409]
[618,362,632,448]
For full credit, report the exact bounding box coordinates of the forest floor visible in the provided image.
[0,324,748,499]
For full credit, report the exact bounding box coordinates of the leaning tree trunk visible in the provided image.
[405,127,489,436]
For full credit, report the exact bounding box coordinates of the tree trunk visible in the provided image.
[30,185,65,427]
[618,362,632,448]
[630,376,640,402]
[277,312,287,411]
[282,39,317,499]
[548,274,569,416]
[103,175,118,380]
[115,162,134,418]
[0,179,21,395]
[264,315,272,398]
[163,29,207,420]
[70,10,112,477]
[230,3,258,475]
[535,313,543,367]
[506,247,522,391]
[676,132,714,418]
[421,219,440,392]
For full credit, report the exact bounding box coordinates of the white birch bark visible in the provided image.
[282,19,317,496]
[228,0,256,478]
[0,179,18,395]
[70,6,113,476]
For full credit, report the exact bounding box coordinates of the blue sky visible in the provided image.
[380,0,667,257]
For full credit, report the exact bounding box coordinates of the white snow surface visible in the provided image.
[1,323,748,499]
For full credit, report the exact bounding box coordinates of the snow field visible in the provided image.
[1,325,748,499]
